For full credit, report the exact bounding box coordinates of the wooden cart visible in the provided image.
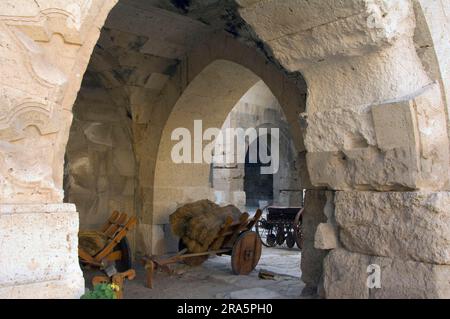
[143,209,263,288]
[79,211,137,274]
[255,206,304,249]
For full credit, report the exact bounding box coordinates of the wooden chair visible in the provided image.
[79,211,137,273]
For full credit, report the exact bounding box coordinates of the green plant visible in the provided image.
[81,283,117,299]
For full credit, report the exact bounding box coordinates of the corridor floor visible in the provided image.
[84,247,305,299]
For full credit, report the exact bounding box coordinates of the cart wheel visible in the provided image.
[113,237,132,272]
[231,231,262,275]
[179,239,209,266]
[276,228,285,246]
[255,218,274,248]
[286,232,295,248]
[178,238,187,251]
[266,234,276,247]
[294,208,304,250]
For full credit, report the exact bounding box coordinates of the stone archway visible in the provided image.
[238,0,450,298]
[0,0,449,299]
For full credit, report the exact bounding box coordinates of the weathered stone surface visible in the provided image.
[301,190,330,295]
[240,0,449,193]
[305,84,449,191]
[84,122,113,147]
[0,204,84,299]
[302,108,376,153]
[240,0,416,63]
[324,249,450,299]
[323,249,370,299]
[413,84,450,189]
[414,0,450,145]
[371,255,450,299]
[335,191,450,265]
[0,0,117,204]
[0,276,85,299]
[314,223,338,250]
[66,83,136,243]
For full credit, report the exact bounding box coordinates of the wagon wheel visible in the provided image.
[178,239,209,266]
[113,237,132,272]
[294,208,304,250]
[286,231,295,249]
[266,234,276,247]
[275,226,285,246]
[231,231,262,275]
[255,218,275,247]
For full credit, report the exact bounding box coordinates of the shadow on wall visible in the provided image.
[64,72,137,252]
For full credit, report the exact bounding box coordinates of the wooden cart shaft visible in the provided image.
[143,209,263,288]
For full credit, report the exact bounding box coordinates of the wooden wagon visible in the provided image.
[79,211,137,275]
[143,209,263,288]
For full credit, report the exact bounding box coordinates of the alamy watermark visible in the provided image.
[367,264,381,289]
[171,120,280,174]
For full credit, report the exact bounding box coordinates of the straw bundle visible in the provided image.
[79,231,109,256]
[170,200,242,253]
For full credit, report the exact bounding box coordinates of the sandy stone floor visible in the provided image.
[84,247,306,299]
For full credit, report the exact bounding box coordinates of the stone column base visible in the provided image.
[320,190,450,298]
[0,204,84,299]
[324,248,450,299]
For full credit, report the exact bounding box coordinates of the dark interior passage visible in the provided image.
[244,136,273,208]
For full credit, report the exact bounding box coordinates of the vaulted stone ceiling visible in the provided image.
[82,0,306,96]
[84,1,209,90]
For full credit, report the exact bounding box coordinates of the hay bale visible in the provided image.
[79,231,109,256]
[170,200,242,253]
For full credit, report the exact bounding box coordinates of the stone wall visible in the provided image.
[0,204,84,299]
[64,74,136,250]
[300,190,330,297]
[0,0,118,299]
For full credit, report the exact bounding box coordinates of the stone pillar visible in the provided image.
[318,82,450,298]
[0,0,117,298]
[0,204,83,299]
[300,190,329,297]
[240,0,450,298]
[324,191,450,299]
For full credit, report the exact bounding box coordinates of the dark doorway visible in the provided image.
[244,135,273,208]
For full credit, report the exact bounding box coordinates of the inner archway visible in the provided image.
[210,80,303,212]
[151,58,306,289]
[152,59,304,254]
